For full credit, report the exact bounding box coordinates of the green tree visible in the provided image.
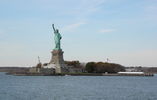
[65,61,81,67]
[85,62,125,73]
[95,62,125,73]
[85,62,96,73]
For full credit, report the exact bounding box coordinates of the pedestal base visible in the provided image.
[49,49,68,73]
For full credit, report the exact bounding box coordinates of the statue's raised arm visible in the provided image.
[52,24,56,32]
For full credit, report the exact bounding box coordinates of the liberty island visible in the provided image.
[4,24,153,76]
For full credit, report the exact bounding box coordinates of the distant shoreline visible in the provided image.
[5,72,154,77]
[0,67,155,77]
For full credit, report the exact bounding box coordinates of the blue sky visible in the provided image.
[0,0,157,67]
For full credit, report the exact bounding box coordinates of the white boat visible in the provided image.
[118,72,144,74]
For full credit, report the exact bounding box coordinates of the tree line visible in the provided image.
[85,62,125,73]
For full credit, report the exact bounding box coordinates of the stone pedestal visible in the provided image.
[49,49,68,73]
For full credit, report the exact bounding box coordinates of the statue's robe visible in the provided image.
[54,32,62,49]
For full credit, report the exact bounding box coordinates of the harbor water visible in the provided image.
[0,72,157,100]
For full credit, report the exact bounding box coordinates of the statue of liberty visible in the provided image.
[52,24,62,50]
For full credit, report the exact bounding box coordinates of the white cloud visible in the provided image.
[99,29,115,33]
[147,6,157,11]
[145,5,157,20]
[0,42,47,67]
[42,0,106,19]
[113,50,157,67]
[37,0,106,14]
[75,0,106,16]
[0,30,5,35]
[62,22,86,32]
